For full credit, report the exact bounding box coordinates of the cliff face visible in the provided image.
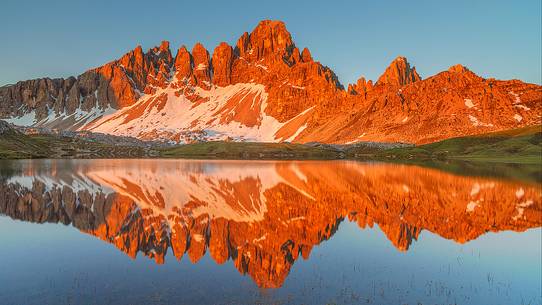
[1,160,540,288]
[302,62,542,144]
[1,20,541,144]
[375,56,421,87]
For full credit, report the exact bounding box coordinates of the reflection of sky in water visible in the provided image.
[0,218,540,305]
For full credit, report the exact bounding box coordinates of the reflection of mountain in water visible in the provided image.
[0,160,540,288]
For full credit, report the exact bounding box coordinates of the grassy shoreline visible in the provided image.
[362,125,541,165]
[1,125,540,165]
[159,141,341,160]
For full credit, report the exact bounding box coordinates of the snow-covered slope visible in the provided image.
[3,79,311,143]
[84,81,309,143]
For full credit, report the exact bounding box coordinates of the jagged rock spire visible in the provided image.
[376,56,421,86]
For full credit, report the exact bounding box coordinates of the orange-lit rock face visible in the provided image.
[1,160,540,288]
[173,46,193,82]
[211,42,234,87]
[191,43,212,89]
[302,60,542,144]
[2,20,540,143]
[375,56,421,86]
[236,20,294,61]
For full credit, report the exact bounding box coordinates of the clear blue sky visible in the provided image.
[1,0,540,86]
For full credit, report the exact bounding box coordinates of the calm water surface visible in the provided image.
[0,159,540,305]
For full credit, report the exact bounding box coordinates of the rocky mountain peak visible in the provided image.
[348,76,373,95]
[133,45,144,58]
[442,63,482,82]
[191,43,211,88]
[448,64,470,73]
[159,40,170,51]
[211,42,234,86]
[236,20,294,61]
[301,47,313,62]
[191,43,209,64]
[148,41,173,62]
[174,45,193,81]
[116,45,144,70]
[376,56,421,86]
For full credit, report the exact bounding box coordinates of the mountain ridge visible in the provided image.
[1,20,540,144]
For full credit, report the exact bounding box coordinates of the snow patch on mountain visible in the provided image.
[5,110,36,126]
[5,104,116,130]
[468,115,494,127]
[83,81,307,143]
[464,99,475,109]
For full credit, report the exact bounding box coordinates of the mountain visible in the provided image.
[313,63,542,144]
[1,20,540,144]
[1,160,540,287]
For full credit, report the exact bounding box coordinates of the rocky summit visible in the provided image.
[0,20,540,144]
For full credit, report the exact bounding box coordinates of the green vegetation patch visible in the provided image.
[160,141,341,160]
[375,125,542,164]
